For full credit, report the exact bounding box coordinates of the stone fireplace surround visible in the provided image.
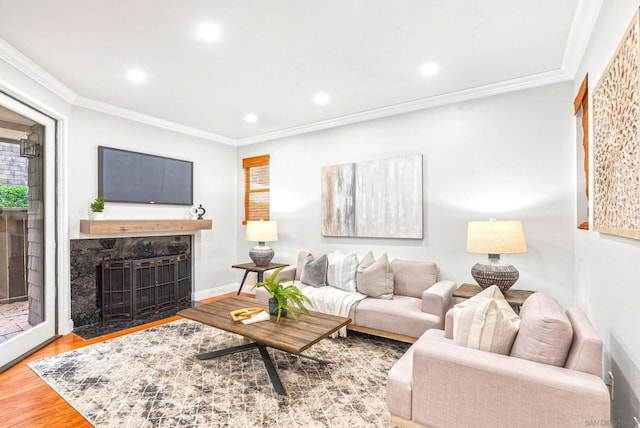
[69,235,191,328]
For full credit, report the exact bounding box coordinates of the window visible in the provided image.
[242,154,270,224]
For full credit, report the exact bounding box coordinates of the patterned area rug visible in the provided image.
[28,319,409,427]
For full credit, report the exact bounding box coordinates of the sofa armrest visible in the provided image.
[410,329,611,428]
[421,280,456,319]
[274,265,297,283]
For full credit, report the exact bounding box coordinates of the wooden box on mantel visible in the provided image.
[80,219,213,234]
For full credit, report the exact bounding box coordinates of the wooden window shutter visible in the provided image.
[574,74,589,230]
[243,154,270,224]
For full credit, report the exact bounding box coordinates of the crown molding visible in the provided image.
[0,38,78,103]
[561,0,604,78]
[0,38,236,146]
[236,69,571,145]
[4,0,601,150]
[74,96,236,146]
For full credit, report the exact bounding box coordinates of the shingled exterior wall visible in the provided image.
[0,142,28,186]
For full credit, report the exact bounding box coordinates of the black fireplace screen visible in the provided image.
[99,254,191,321]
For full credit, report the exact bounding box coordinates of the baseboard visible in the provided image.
[192,283,252,301]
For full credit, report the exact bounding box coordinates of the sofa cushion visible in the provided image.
[453,285,520,355]
[354,295,441,339]
[356,252,394,299]
[391,259,437,298]
[510,292,573,367]
[326,250,359,292]
[300,254,328,287]
[295,251,313,280]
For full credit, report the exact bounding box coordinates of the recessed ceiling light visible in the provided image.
[126,68,147,84]
[244,113,258,124]
[197,22,221,42]
[420,63,439,77]
[313,92,331,105]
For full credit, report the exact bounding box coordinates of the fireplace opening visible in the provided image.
[97,254,191,321]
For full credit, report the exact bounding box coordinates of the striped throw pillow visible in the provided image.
[326,250,359,292]
[453,285,520,355]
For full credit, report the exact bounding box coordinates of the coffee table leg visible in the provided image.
[196,342,287,395]
[257,344,286,395]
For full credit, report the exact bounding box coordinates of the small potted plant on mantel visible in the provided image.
[89,196,105,220]
[252,267,312,322]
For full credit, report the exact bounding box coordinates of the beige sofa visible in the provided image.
[386,292,611,427]
[253,250,457,343]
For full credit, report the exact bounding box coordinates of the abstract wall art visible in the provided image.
[321,154,423,238]
[593,8,640,239]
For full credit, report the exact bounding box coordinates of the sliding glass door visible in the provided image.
[0,92,57,371]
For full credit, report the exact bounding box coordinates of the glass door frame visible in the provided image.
[0,89,68,370]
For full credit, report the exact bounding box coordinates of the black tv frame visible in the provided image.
[98,146,194,206]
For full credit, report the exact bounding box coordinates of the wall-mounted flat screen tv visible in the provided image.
[98,146,193,205]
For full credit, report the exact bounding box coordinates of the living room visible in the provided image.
[0,1,638,427]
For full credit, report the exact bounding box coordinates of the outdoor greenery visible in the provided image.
[0,184,28,208]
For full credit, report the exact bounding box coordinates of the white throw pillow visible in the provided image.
[453,285,520,355]
[326,250,359,292]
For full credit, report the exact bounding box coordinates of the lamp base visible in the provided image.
[249,242,274,266]
[471,255,519,292]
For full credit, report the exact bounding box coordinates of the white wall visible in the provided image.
[573,0,640,423]
[67,106,239,298]
[238,82,576,306]
[1,53,242,335]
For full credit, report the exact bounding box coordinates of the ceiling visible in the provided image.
[0,0,599,145]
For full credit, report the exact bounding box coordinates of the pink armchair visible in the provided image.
[386,293,611,427]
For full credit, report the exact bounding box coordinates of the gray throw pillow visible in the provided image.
[300,254,328,287]
[356,252,394,299]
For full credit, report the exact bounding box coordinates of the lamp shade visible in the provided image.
[466,220,527,254]
[246,220,278,242]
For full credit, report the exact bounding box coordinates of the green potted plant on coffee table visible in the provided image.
[252,267,311,322]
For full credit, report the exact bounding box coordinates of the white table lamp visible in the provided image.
[466,219,527,291]
[246,220,278,266]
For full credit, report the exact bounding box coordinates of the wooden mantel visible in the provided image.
[80,219,213,234]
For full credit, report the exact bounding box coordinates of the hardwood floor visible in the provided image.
[0,293,241,427]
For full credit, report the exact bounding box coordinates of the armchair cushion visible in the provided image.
[510,292,573,367]
[453,285,520,355]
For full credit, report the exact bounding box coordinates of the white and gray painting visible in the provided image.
[321,154,423,238]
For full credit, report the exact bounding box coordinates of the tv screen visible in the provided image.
[98,146,193,205]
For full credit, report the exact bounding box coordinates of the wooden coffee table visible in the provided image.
[177,296,351,395]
